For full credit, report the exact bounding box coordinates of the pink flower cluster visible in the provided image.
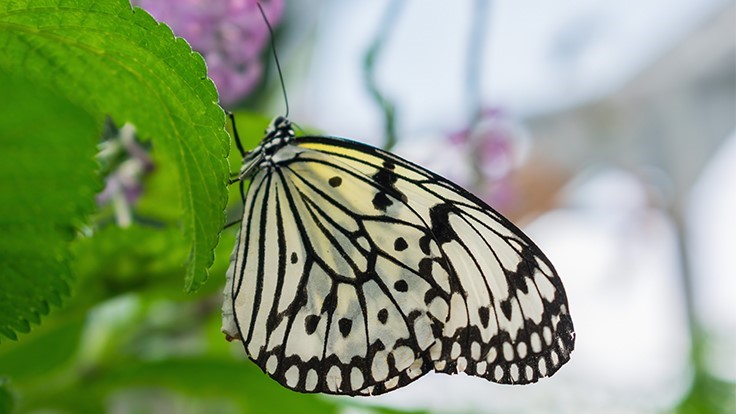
[448,108,530,211]
[136,0,284,106]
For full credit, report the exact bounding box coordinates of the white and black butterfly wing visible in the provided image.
[224,134,574,395]
[226,143,442,395]
[297,137,575,385]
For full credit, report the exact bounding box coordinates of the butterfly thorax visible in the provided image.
[240,116,295,178]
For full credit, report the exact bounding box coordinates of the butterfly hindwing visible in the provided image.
[295,137,575,384]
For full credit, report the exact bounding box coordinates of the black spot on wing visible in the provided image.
[394,280,408,292]
[338,318,353,337]
[394,237,408,251]
[500,300,513,320]
[418,258,433,278]
[428,203,459,244]
[372,192,393,211]
[321,288,338,314]
[328,176,342,187]
[478,307,490,328]
[377,308,388,324]
[419,235,432,255]
[370,164,408,212]
[305,315,319,335]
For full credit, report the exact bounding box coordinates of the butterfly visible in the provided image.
[221,115,575,396]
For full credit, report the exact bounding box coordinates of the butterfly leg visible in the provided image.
[228,111,247,158]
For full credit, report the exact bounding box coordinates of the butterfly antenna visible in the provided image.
[257,2,289,119]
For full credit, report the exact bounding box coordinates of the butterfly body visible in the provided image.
[223,116,575,395]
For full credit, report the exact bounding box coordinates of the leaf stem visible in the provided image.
[363,0,405,151]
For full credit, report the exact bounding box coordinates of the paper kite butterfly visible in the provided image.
[221,115,575,396]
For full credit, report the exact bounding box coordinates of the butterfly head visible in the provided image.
[265,116,292,137]
[259,116,294,155]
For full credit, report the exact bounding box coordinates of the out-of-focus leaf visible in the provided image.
[0,70,99,343]
[0,314,85,382]
[72,226,191,303]
[100,358,340,414]
[23,356,341,414]
[0,0,230,292]
[0,378,13,414]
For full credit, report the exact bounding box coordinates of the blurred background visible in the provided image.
[1,0,734,413]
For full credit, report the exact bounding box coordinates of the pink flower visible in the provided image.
[448,108,530,211]
[136,0,284,106]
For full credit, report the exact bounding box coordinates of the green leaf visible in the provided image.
[0,70,100,343]
[0,0,230,292]
[0,313,86,383]
[0,378,14,414]
[71,226,191,303]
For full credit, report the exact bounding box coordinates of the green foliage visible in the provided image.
[0,0,231,343]
[0,0,230,300]
[676,334,736,414]
[0,378,13,414]
[0,70,100,343]
[0,1,422,412]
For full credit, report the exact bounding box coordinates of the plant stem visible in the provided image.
[363,0,405,151]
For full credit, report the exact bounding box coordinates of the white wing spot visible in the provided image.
[371,351,389,381]
[356,236,370,251]
[456,357,468,373]
[471,341,481,360]
[428,297,449,322]
[285,365,300,388]
[266,355,278,374]
[392,346,415,371]
[503,342,514,361]
[327,365,342,392]
[435,360,447,370]
[412,315,435,349]
[543,326,553,345]
[551,350,559,367]
[494,365,504,381]
[508,238,523,251]
[429,341,442,360]
[510,363,519,382]
[525,364,534,380]
[451,342,461,359]
[534,270,556,301]
[538,358,548,376]
[305,369,318,391]
[531,332,542,353]
[408,359,424,379]
[476,361,487,375]
[486,346,497,362]
[517,341,528,359]
[536,257,552,275]
[445,293,467,336]
[384,376,400,390]
[350,366,364,390]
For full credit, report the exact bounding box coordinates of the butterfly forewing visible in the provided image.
[227,144,451,395]
[224,128,574,395]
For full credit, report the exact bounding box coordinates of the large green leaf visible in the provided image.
[0,70,100,343]
[0,0,229,293]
